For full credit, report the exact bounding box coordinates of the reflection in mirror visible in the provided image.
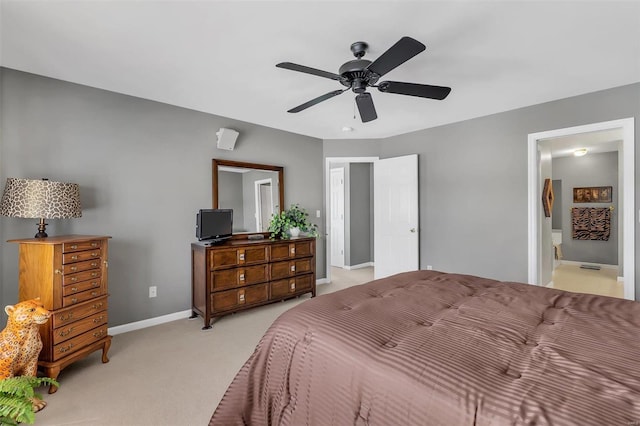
[213,160,284,234]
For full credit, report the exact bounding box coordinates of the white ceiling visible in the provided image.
[1,1,639,140]
[540,128,622,158]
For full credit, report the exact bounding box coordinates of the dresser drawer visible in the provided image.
[63,269,101,286]
[271,240,314,260]
[62,278,101,296]
[52,311,108,345]
[52,324,108,361]
[63,240,101,253]
[270,274,313,299]
[210,283,268,313]
[63,288,104,307]
[62,258,101,274]
[270,258,312,280]
[271,243,295,261]
[63,249,101,264]
[211,264,269,292]
[52,296,108,329]
[210,245,269,269]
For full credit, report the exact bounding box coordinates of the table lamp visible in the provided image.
[0,178,82,238]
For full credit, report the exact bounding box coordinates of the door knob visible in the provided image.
[410,228,416,233]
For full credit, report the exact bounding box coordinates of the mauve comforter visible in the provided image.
[210,270,640,425]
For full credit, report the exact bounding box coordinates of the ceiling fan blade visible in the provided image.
[378,81,451,100]
[276,62,341,81]
[366,37,426,78]
[355,93,377,123]
[287,89,347,113]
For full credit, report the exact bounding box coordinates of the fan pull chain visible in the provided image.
[353,98,356,120]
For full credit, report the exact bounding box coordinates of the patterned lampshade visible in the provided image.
[0,178,82,237]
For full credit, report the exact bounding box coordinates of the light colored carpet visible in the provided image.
[35,267,373,426]
[547,263,622,298]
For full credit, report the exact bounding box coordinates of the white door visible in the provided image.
[330,168,345,268]
[374,155,419,279]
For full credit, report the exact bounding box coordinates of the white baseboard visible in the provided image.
[344,262,374,270]
[559,260,619,270]
[108,309,192,336]
[109,279,331,335]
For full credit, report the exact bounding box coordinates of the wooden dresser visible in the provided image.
[191,237,316,329]
[8,235,112,393]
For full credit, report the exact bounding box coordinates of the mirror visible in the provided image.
[212,159,284,234]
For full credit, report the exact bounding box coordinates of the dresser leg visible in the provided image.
[43,366,61,394]
[188,311,199,319]
[101,336,112,363]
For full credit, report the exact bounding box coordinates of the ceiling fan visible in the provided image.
[276,36,451,123]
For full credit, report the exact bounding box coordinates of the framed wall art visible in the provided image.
[573,186,612,203]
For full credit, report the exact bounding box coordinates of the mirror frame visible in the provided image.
[212,159,285,235]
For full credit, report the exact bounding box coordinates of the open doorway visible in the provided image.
[528,118,635,300]
[325,157,378,284]
[254,178,274,232]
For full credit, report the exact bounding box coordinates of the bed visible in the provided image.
[210,270,640,425]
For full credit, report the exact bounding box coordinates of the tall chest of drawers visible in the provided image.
[8,235,112,393]
[191,237,316,329]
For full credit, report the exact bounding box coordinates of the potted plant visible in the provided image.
[268,204,319,240]
[0,376,58,425]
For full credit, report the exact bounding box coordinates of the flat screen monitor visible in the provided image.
[196,209,233,242]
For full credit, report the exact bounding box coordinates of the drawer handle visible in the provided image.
[92,281,99,288]
[91,291,99,297]
[70,277,77,282]
[90,262,98,267]
[91,252,98,257]
[291,265,296,272]
[71,286,78,292]
[239,293,245,303]
[239,253,245,261]
[93,330,106,338]
[70,266,77,272]
[91,242,98,247]
[290,282,296,291]
[71,298,78,304]
[93,316,104,323]
[91,272,98,277]
[59,343,74,353]
[104,260,109,268]
[71,255,78,260]
[55,269,62,275]
[59,313,73,321]
[291,247,295,254]
[70,244,78,250]
[239,273,245,281]
[92,302,104,310]
[58,328,74,337]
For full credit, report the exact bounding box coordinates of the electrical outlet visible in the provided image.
[149,286,157,298]
[426,265,433,270]
[316,210,321,218]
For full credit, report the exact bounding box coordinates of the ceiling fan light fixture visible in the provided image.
[574,148,588,157]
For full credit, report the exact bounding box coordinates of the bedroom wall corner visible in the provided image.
[0,68,325,327]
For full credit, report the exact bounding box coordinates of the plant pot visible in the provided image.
[289,227,300,237]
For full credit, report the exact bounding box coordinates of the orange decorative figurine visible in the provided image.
[0,298,51,412]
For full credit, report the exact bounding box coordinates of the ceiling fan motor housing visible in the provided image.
[338,59,380,93]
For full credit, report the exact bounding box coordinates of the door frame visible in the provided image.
[527,118,635,300]
[325,157,379,284]
[329,167,345,268]
[254,178,273,232]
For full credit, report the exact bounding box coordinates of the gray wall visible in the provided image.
[552,151,618,265]
[0,68,324,326]
[324,82,640,300]
[217,171,244,232]
[552,180,562,229]
[349,163,372,266]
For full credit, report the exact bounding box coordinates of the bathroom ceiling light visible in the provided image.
[574,148,588,157]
